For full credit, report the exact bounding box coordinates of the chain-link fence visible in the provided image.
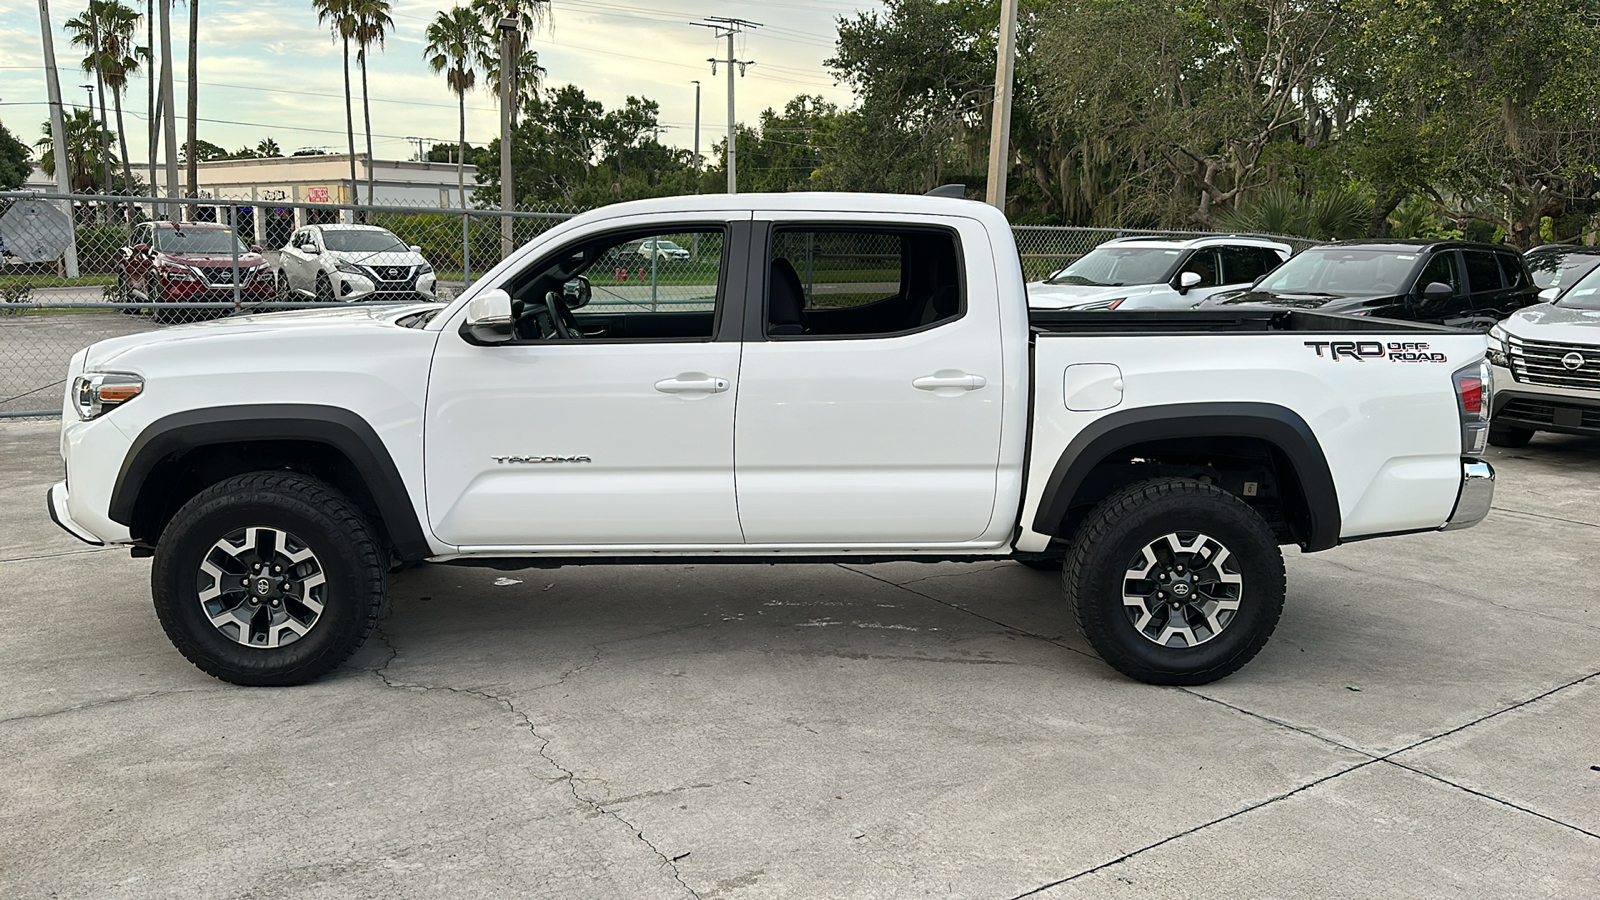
[1,191,1313,416]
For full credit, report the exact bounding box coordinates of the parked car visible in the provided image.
[117,222,275,323]
[1485,264,1600,445]
[632,238,691,261]
[1202,240,1540,329]
[276,224,437,302]
[1027,235,1291,310]
[1523,244,1600,302]
[52,192,1494,689]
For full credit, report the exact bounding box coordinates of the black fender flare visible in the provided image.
[1031,402,1342,551]
[109,404,435,560]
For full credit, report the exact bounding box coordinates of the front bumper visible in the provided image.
[47,481,104,546]
[1441,459,1494,531]
[334,270,436,301]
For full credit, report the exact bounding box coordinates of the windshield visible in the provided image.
[1258,248,1419,296]
[155,228,247,254]
[323,230,407,253]
[1525,250,1600,291]
[1553,266,1600,310]
[1046,246,1182,286]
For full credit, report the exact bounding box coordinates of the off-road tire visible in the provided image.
[1487,423,1534,448]
[151,472,387,686]
[1063,478,1285,686]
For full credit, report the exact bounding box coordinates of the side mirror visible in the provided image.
[563,275,592,310]
[409,244,422,254]
[132,243,149,254]
[1537,287,1559,303]
[249,244,262,253]
[1421,281,1453,304]
[464,288,514,344]
[300,243,320,254]
[1177,271,1203,294]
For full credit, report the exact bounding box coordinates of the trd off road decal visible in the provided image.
[1304,341,1448,363]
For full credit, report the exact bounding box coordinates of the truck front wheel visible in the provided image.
[1063,478,1285,685]
[150,472,387,686]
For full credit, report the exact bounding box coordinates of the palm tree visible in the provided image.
[312,0,359,210]
[351,0,393,207]
[483,45,544,127]
[66,1,142,203]
[471,0,548,128]
[256,136,280,157]
[425,7,489,216]
[36,109,118,193]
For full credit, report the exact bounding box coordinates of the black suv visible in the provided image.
[1202,240,1540,329]
[1523,244,1600,302]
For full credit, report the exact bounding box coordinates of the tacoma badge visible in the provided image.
[492,455,593,464]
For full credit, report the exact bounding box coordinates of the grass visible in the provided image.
[0,273,117,290]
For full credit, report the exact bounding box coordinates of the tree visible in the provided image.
[178,137,229,163]
[66,1,143,209]
[256,136,280,157]
[352,0,393,206]
[425,6,490,213]
[313,0,360,206]
[0,120,31,190]
[36,109,119,192]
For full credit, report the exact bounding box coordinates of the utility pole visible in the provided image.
[405,136,431,161]
[83,83,110,202]
[159,0,179,216]
[691,80,701,173]
[985,0,1018,212]
[87,8,113,198]
[693,17,759,195]
[37,0,81,276]
[497,15,516,259]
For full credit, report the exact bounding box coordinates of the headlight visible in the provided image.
[160,264,198,281]
[1486,324,1509,367]
[73,373,144,419]
[1080,297,1128,311]
[335,261,367,276]
[416,262,433,274]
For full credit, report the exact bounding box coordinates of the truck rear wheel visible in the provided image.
[1487,423,1534,448]
[150,472,387,686]
[1063,478,1285,685]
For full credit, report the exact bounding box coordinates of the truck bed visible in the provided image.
[1028,308,1463,335]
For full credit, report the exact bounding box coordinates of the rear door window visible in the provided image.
[1462,251,1503,294]
[1495,253,1527,290]
[1217,246,1273,285]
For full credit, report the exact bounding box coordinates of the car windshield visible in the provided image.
[155,228,247,254]
[1258,248,1419,296]
[649,240,684,251]
[1525,249,1600,291]
[323,230,407,253]
[1046,246,1182,286]
[1552,266,1600,310]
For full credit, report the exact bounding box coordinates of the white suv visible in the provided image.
[1028,235,1292,310]
[276,224,437,302]
[1487,264,1600,445]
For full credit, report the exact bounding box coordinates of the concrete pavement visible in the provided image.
[2,418,1597,898]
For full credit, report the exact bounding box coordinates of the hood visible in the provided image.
[83,302,441,370]
[1026,281,1159,309]
[1202,288,1387,313]
[1501,301,1600,342]
[327,248,427,267]
[159,251,267,267]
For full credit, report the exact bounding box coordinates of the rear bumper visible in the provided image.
[47,481,104,546]
[1442,459,1494,531]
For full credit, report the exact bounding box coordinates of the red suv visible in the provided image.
[118,221,275,322]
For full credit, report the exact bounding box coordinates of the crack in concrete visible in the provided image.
[371,621,701,899]
[1492,505,1599,530]
[0,545,122,565]
[841,561,1014,587]
[0,687,219,726]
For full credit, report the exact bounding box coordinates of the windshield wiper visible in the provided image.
[1048,275,1110,286]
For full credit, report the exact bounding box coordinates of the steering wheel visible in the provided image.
[543,290,580,339]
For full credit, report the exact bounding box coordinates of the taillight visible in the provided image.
[1452,360,1491,456]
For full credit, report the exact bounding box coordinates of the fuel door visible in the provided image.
[1064,363,1124,412]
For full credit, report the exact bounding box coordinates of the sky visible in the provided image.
[0,0,886,164]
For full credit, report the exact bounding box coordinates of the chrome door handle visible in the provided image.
[655,375,730,394]
[912,372,987,391]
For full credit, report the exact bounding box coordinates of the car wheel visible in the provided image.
[315,272,336,303]
[150,472,387,686]
[1063,478,1285,686]
[115,273,136,312]
[1487,423,1534,448]
[150,282,182,324]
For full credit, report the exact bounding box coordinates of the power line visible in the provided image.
[693,16,761,194]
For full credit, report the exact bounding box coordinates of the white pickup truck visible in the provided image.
[50,193,1495,688]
